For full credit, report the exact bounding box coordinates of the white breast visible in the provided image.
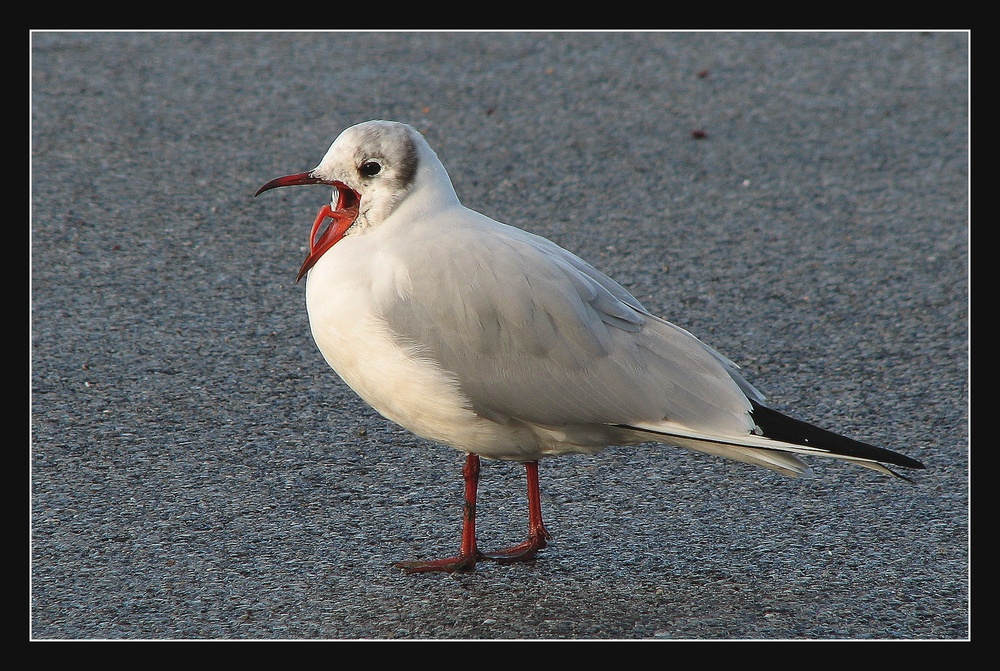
[303,234,544,459]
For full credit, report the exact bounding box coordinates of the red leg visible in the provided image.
[481,460,551,563]
[394,453,482,574]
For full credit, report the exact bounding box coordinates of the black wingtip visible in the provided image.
[748,400,925,472]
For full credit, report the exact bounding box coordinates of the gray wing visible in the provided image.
[379,212,759,438]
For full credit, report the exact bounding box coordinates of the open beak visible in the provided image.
[256,171,361,282]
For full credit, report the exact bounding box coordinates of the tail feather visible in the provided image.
[748,399,925,473]
[617,400,925,481]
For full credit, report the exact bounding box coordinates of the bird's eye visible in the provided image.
[359,160,382,177]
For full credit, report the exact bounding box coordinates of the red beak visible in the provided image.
[255,171,361,282]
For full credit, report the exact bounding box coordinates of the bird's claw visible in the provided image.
[480,529,550,563]
[393,554,480,574]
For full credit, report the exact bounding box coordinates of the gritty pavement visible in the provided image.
[31,31,968,640]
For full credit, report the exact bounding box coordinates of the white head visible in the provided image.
[256,120,459,280]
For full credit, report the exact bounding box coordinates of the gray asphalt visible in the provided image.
[31,31,968,640]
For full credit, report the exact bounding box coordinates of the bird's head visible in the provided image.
[256,120,455,282]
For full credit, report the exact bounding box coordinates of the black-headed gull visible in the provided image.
[256,120,924,573]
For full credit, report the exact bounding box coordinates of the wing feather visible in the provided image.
[379,211,754,435]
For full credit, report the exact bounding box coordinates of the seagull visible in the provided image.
[256,120,924,573]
